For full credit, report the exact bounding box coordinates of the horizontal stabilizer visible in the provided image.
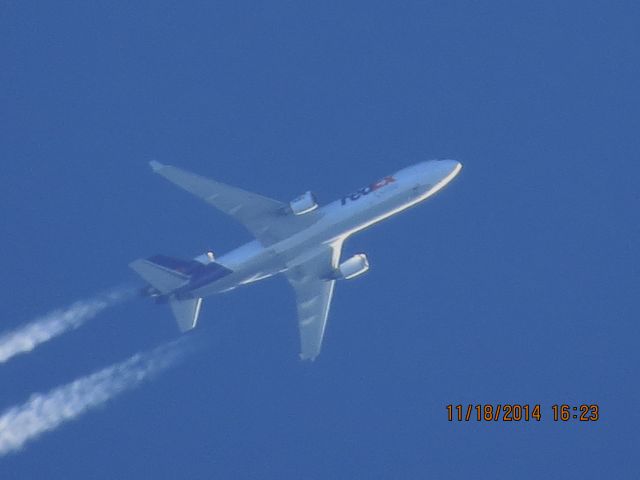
[129,258,188,294]
[169,297,203,332]
[130,256,208,332]
[146,255,208,276]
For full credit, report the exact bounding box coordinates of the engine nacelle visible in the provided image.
[194,251,216,264]
[337,253,370,280]
[289,191,318,215]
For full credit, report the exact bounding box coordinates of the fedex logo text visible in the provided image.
[341,176,396,205]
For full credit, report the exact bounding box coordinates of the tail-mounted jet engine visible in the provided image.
[194,251,216,264]
[335,253,370,280]
[289,191,318,215]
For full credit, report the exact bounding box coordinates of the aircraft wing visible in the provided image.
[284,241,343,360]
[149,161,320,245]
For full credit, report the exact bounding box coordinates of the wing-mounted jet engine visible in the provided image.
[289,191,318,215]
[333,253,370,280]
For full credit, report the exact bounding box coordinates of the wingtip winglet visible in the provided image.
[149,160,165,172]
[299,352,317,362]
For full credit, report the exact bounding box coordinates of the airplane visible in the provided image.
[130,159,462,360]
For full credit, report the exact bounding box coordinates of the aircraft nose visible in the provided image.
[438,159,462,171]
[433,159,463,179]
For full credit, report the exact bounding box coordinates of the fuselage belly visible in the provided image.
[190,160,462,297]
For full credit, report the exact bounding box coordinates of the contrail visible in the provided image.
[0,337,194,456]
[0,287,133,365]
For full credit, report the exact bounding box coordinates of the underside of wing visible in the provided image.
[149,161,320,245]
[284,242,343,360]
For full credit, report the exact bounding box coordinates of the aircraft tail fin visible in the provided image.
[169,297,203,332]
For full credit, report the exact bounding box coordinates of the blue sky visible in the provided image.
[1,1,639,478]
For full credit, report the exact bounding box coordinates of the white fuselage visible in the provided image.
[190,160,462,297]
